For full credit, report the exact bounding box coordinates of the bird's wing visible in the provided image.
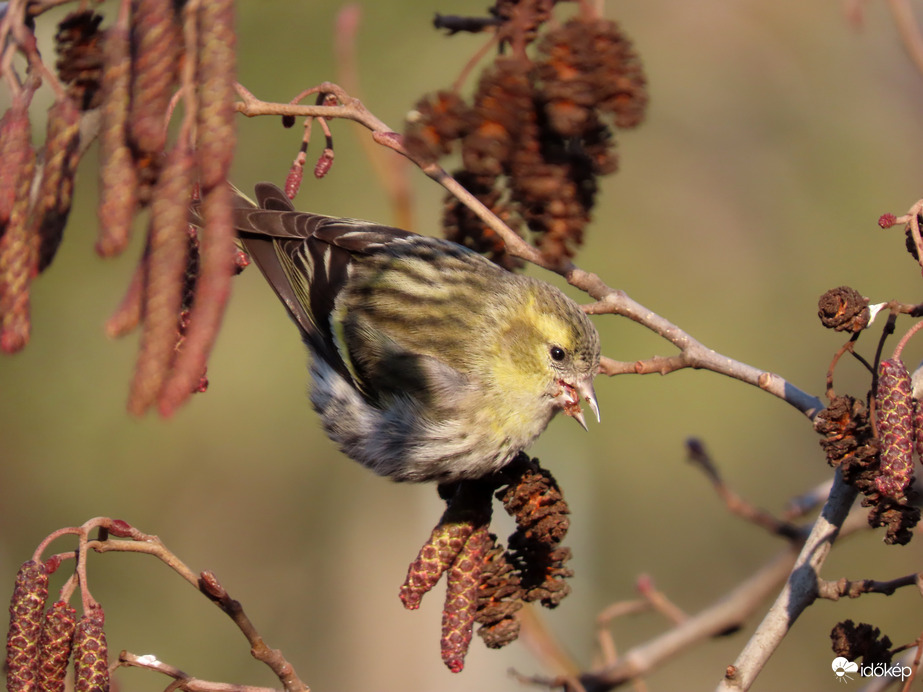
[225,183,429,392]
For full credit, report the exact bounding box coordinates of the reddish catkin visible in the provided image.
[875,358,915,499]
[0,99,34,235]
[195,0,236,188]
[105,257,144,338]
[36,601,77,692]
[72,609,108,692]
[441,525,492,673]
[912,397,923,460]
[285,151,306,200]
[158,182,236,415]
[6,560,49,692]
[127,143,195,415]
[314,147,334,179]
[33,98,82,274]
[400,520,476,610]
[0,100,37,353]
[128,0,181,156]
[96,14,138,257]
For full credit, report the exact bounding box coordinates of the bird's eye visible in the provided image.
[550,345,566,362]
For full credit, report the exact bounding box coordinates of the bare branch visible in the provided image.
[587,291,825,419]
[577,545,800,692]
[117,651,278,692]
[782,479,834,521]
[35,519,309,692]
[716,470,859,692]
[233,82,826,422]
[885,0,923,80]
[817,573,922,600]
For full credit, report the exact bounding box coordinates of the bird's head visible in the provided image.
[492,281,601,431]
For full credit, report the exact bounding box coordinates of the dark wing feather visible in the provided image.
[226,183,423,384]
[254,182,295,212]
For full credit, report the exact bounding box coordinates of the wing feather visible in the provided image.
[225,183,426,388]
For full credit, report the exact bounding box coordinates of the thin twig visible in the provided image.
[549,499,872,692]
[635,575,687,625]
[118,652,278,692]
[595,600,650,666]
[686,439,804,541]
[886,0,923,79]
[781,479,834,520]
[577,545,800,692]
[816,572,922,600]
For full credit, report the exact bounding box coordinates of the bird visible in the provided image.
[219,182,601,483]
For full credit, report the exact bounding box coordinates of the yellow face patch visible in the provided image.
[523,292,578,352]
[490,291,576,396]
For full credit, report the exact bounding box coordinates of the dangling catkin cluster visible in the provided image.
[6,560,49,691]
[0,0,241,417]
[814,372,921,545]
[399,456,574,671]
[404,5,647,266]
[92,0,240,416]
[5,534,123,692]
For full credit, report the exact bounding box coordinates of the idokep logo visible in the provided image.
[832,657,858,683]
[831,657,912,684]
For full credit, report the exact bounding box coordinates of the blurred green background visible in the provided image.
[3,1,923,690]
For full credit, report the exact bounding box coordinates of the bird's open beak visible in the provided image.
[555,377,600,431]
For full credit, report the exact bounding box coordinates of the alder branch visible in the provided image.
[516,482,870,692]
[886,0,923,80]
[781,479,834,521]
[817,573,923,600]
[39,519,309,692]
[117,652,277,692]
[234,82,825,421]
[716,470,859,692]
[565,545,801,692]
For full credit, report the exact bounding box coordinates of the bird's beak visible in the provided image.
[556,376,600,432]
[580,377,600,423]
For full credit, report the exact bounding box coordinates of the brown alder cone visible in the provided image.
[537,16,648,132]
[474,541,522,649]
[830,619,893,666]
[464,57,533,178]
[35,601,77,692]
[96,16,138,257]
[54,10,106,111]
[498,460,574,607]
[403,90,471,164]
[5,560,49,692]
[817,286,870,333]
